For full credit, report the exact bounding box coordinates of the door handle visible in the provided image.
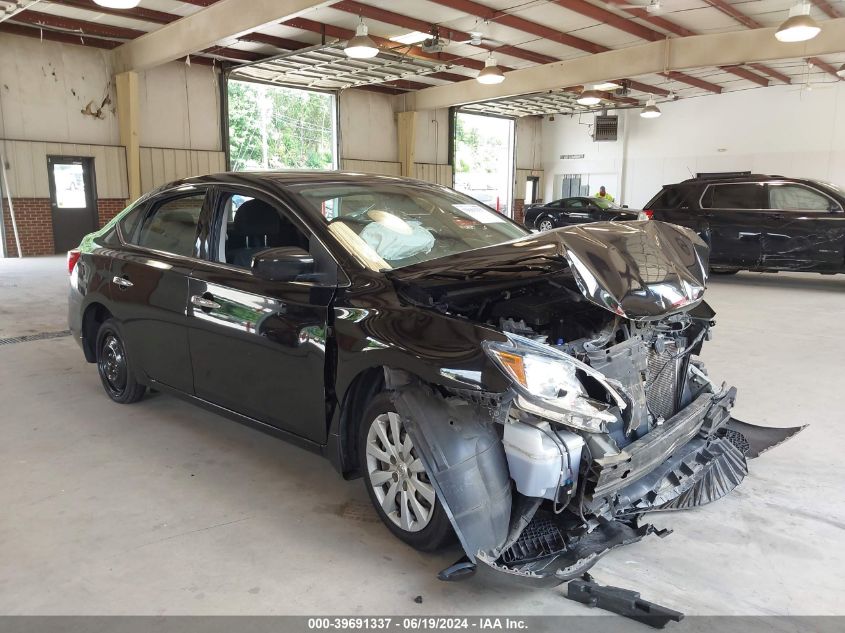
[191,294,221,311]
[112,276,133,288]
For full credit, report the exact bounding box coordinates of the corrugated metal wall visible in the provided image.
[340,159,453,187]
[412,163,453,187]
[139,147,226,193]
[0,139,128,199]
[340,159,401,176]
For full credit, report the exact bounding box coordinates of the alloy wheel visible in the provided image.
[538,219,554,231]
[365,412,435,533]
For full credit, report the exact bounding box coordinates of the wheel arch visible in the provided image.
[81,302,113,362]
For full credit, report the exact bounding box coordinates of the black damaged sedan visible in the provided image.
[68,172,802,585]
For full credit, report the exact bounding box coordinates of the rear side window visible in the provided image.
[769,184,832,211]
[645,187,686,210]
[702,184,764,210]
[133,193,206,257]
[118,204,146,242]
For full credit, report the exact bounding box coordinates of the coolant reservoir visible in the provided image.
[502,420,584,500]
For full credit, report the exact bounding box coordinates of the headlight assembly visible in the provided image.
[484,333,626,432]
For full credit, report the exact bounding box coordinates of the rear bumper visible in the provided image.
[67,285,85,353]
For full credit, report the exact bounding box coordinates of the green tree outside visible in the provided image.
[228,80,336,171]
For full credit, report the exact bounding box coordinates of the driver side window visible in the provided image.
[213,190,310,269]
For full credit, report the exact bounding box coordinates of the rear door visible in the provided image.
[109,187,210,393]
[186,186,337,443]
[699,183,765,268]
[761,182,845,271]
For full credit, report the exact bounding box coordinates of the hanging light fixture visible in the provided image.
[345,19,379,59]
[93,0,141,8]
[477,55,505,84]
[576,89,603,106]
[775,2,821,43]
[640,96,662,119]
[837,63,845,78]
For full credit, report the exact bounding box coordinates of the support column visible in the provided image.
[397,111,417,178]
[116,71,141,201]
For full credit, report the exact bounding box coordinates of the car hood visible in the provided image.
[390,220,709,320]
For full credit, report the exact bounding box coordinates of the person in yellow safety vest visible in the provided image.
[594,185,615,202]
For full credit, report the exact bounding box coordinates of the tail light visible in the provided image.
[67,250,81,275]
[639,209,654,220]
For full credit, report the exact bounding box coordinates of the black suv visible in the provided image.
[645,173,845,273]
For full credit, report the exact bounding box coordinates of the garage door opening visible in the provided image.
[227,80,337,171]
[453,112,515,218]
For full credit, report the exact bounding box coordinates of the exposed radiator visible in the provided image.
[646,340,681,420]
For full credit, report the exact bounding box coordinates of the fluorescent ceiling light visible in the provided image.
[576,89,603,106]
[389,31,430,45]
[775,2,821,43]
[477,56,505,85]
[593,82,621,91]
[640,97,662,119]
[345,22,379,59]
[94,0,141,8]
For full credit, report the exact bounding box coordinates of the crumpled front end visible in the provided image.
[389,221,805,585]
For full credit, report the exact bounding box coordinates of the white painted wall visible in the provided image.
[0,33,119,145]
[0,33,222,152]
[516,116,543,170]
[541,84,845,208]
[415,108,450,165]
[138,62,221,151]
[338,89,398,163]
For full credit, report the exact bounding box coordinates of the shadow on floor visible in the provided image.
[708,272,845,293]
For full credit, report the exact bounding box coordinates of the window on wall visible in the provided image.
[227,80,337,171]
[453,112,515,218]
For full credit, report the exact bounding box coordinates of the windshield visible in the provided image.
[294,183,528,271]
[591,197,621,209]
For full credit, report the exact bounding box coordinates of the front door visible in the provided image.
[699,182,765,268]
[760,182,845,271]
[187,187,334,443]
[47,156,98,253]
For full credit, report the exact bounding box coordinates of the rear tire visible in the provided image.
[358,392,455,552]
[96,319,146,404]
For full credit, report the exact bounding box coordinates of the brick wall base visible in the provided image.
[513,198,525,225]
[2,197,127,257]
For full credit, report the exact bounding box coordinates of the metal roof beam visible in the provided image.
[809,0,843,18]
[807,56,845,79]
[332,0,557,64]
[406,19,845,110]
[113,0,333,72]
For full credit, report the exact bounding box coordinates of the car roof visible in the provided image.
[153,170,439,194]
[667,174,818,188]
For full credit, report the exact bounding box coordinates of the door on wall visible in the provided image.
[525,176,540,204]
[47,156,98,253]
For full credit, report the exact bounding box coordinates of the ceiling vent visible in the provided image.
[593,115,618,142]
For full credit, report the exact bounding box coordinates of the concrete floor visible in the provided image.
[1,256,843,616]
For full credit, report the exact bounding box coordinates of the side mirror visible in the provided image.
[252,246,314,282]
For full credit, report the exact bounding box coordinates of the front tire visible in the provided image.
[96,319,146,404]
[358,393,455,552]
[537,217,555,231]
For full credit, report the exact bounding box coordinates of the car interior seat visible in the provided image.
[226,199,308,268]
